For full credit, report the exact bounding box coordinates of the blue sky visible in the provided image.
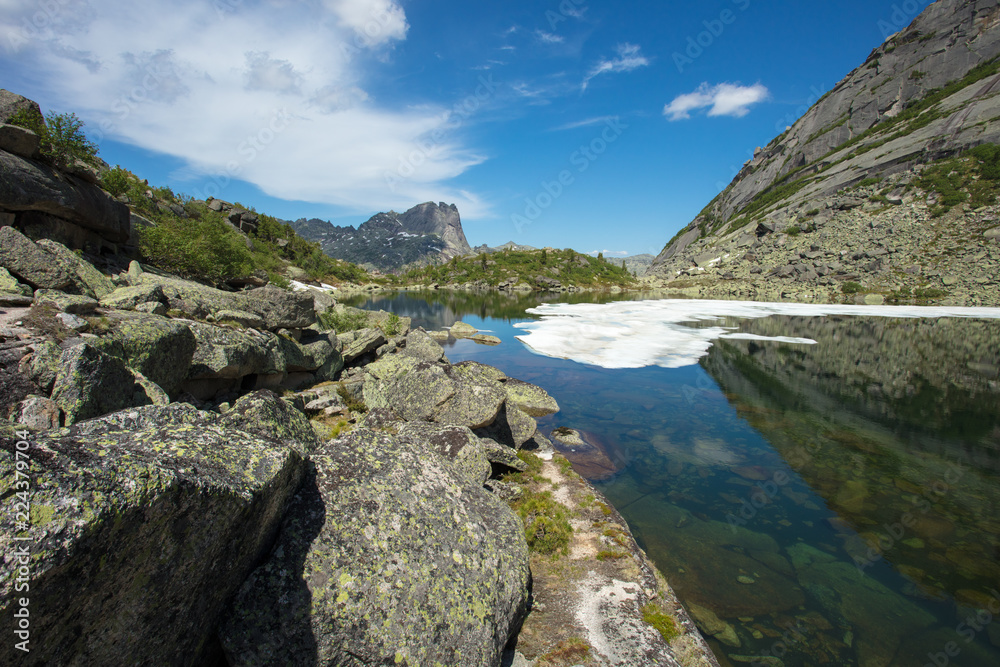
[1,0,935,257]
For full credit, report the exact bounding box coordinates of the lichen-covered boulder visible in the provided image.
[32,289,98,314]
[20,339,61,393]
[434,364,506,429]
[187,322,283,380]
[35,238,116,299]
[453,360,507,383]
[99,284,166,311]
[278,331,339,373]
[502,378,560,417]
[108,315,197,396]
[451,321,479,337]
[0,225,74,290]
[138,274,316,330]
[475,400,537,449]
[0,267,30,296]
[402,329,446,363]
[342,327,386,364]
[0,403,307,666]
[221,390,321,456]
[218,428,531,667]
[397,421,492,486]
[49,343,166,425]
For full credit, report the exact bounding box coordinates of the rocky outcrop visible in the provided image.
[0,89,41,124]
[0,147,131,246]
[649,0,1000,305]
[137,272,316,330]
[0,225,75,290]
[0,397,308,665]
[219,428,531,666]
[291,201,473,272]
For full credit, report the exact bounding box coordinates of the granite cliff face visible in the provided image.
[292,201,472,273]
[647,0,1000,305]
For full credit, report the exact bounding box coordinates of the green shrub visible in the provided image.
[137,215,254,285]
[101,165,131,197]
[805,208,820,217]
[9,109,99,168]
[512,490,573,556]
[785,226,801,236]
[317,308,369,333]
[842,281,864,294]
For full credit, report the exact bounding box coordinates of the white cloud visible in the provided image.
[535,30,564,44]
[664,83,769,121]
[323,0,408,44]
[582,43,649,91]
[552,116,618,131]
[0,0,492,218]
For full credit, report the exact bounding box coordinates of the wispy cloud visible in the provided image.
[664,82,770,121]
[535,30,565,45]
[582,43,649,91]
[0,0,492,217]
[551,116,618,132]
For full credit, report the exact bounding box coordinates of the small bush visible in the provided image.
[318,308,369,333]
[138,216,254,285]
[805,208,820,217]
[381,312,402,336]
[512,490,573,556]
[842,281,864,294]
[9,109,99,168]
[785,226,801,236]
[101,165,131,197]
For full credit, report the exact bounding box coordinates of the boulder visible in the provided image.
[32,289,98,314]
[0,267,30,296]
[476,400,536,449]
[0,89,41,124]
[472,334,501,345]
[218,428,530,666]
[397,421,493,486]
[453,360,507,383]
[21,340,61,393]
[220,390,322,456]
[108,315,198,396]
[138,274,316,330]
[56,312,90,332]
[364,358,456,421]
[9,394,60,431]
[502,378,560,417]
[402,329,445,363]
[216,310,265,329]
[342,327,386,364]
[434,365,507,429]
[186,322,283,381]
[0,402,307,666]
[278,332,339,373]
[0,149,131,243]
[451,321,479,337]
[0,123,40,158]
[99,284,167,311]
[35,238,116,299]
[49,344,166,425]
[0,226,75,290]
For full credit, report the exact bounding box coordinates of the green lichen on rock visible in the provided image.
[99,284,166,311]
[186,321,284,380]
[109,315,197,396]
[36,238,116,299]
[219,428,531,667]
[502,378,560,417]
[0,400,307,666]
[221,390,322,456]
[49,343,163,425]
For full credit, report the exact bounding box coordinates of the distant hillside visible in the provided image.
[472,241,538,254]
[292,202,472,273]
[646,0,1000,305]
[403,247,635,290]
[611,254,655,277]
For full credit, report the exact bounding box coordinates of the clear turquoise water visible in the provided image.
[351,291,1000,667]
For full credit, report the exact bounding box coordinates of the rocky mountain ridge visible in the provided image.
[648,0,1000,305]
[292,201,472,273]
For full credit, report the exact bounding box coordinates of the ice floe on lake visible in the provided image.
[513,299,1000,369]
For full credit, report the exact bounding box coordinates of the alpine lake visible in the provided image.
[347,290,1000,667]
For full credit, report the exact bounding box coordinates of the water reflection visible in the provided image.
[350,292,1000,666]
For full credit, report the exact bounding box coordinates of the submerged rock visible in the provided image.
[219,428,530,666]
